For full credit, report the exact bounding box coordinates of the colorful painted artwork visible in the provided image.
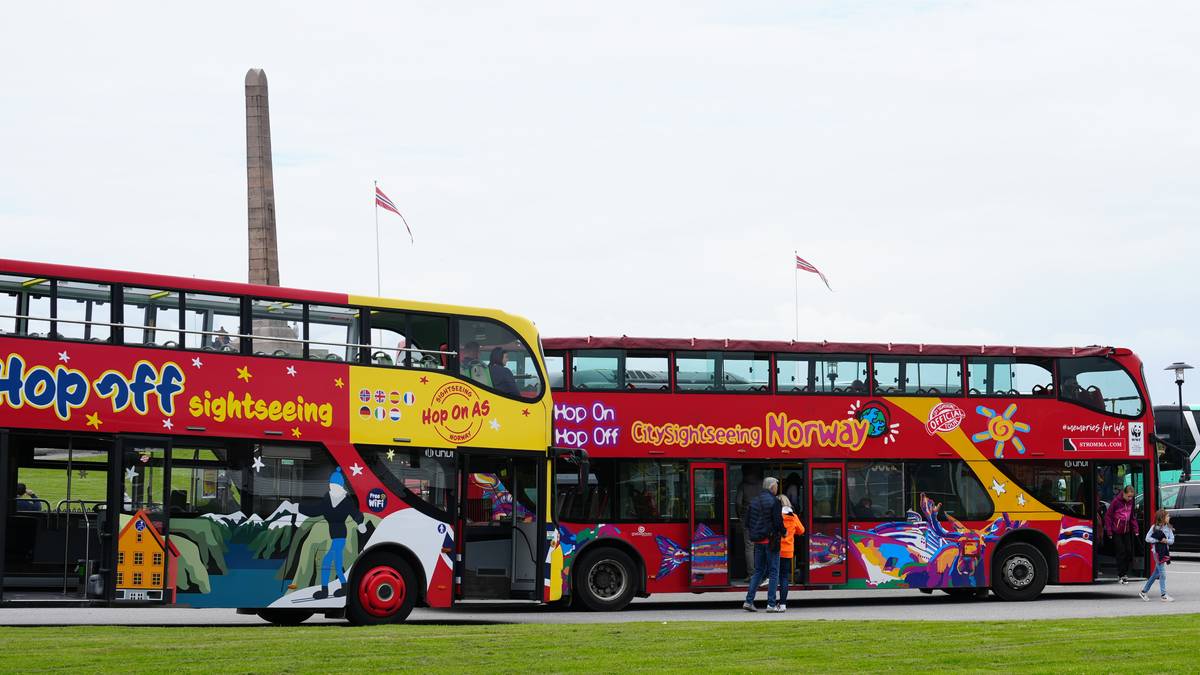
[558,523,623,586]
[656,535,689,579]
[688,524,727,581]
[848,494,1020,588]
[468,472,535,522]
[972,403,1032,459]
[1056,518,1093,582]
[809,532,847,570]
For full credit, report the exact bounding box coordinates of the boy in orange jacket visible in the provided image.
[778,496,805,612]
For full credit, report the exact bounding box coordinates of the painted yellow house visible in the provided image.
[116,510,179,602]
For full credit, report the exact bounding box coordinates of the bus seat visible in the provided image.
[439,343,449,368]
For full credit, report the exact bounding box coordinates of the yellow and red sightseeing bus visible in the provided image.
[545,336,1157,609]
[0,259,564,624]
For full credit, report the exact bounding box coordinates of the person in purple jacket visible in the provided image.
[1104,485,1140,584]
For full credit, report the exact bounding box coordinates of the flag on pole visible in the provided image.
[795,253,832,291]
[375,185,414,244]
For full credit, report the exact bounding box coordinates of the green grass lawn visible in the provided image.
[1,614,1194,673]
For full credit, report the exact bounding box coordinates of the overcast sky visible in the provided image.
[1,2,1197,406]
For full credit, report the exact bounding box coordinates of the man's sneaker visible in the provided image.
[1119,576,1128,585]
[1162,595,1175,602]
[765,605,783,613]
[1139,591,1150,601]
[777,604,787,612]
[742,602,757,612]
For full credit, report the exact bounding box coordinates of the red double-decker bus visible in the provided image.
[0,259,564,624]
[545,336,1157,610]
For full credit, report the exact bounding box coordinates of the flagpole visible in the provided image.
[374,180,382,297]
[793,251,799,340]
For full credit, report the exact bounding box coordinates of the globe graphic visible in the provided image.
[857,406,888,437]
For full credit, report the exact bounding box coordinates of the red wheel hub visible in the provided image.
[358,565,406,617]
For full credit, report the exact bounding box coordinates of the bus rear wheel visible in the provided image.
[575,547,636,612]
[255,609,314,625]
[991,542,1047,601]
[347,552,418,625]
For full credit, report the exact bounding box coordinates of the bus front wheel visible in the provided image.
[347,552,418,625]
[991,542,1047,601]
[255,609,314,625]
[575,547,637,612]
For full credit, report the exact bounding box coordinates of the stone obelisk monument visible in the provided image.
[245,68,280,287]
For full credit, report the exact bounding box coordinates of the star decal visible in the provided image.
[1016,493,1027,507]
[124,466,138,481]
[162,418,174,430]
[290,427,302,438]
[57,350,70,363]
[286,365,297,377]
[521,408,530,417]
[489,419,501,431]
[236,366,252,382]
[191,357,203,369]
[85,412,102,429]
[251,455,265,473]
[386,449,395,461]
[334,377,345,389]
[349,463,364,476]
[990,478,1007,497]
[419,376,429,385]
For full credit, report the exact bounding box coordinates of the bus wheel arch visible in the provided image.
[347,546,424,625]
[573,542,643,611]
[989,535,1051,601]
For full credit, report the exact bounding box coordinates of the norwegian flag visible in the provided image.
[795,252,832,291]
[375,184,414,243]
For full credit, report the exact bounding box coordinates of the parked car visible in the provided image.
[1159,482,1200,553]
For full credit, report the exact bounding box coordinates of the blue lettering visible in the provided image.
[24,368,56,408]
[95,371,131,411]
[0,355,25,406]
[156,363,185,415]
[129,362,158,414]
[55,367,89,420]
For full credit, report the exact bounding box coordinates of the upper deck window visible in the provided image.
[625,352,669,391]
[54,280,112,342]
[723,352,770,392]
[776,354,869,394]
[1058,356,1144,417]
[308,305,358,362]
[26,279,52,338]
[250,299,303,358]
[675,352,717,391]
[967,357,1053,397]
[185,293,241,351]
[369,310,449,369]
[458,318,542,399]
[873,356,963,396]
[124,288,181,348]
[571,349,620,391]
[545,351,566,391]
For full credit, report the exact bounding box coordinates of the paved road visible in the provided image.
[4,557,1199,626]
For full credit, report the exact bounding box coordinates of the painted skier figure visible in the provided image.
[299,468,367,599]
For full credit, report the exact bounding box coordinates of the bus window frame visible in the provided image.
[870,355,966,397]
[1054,356,1146,420]
[775,352,870,396]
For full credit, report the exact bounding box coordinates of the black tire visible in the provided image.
[574,547,637,611]
[255,609,314,625]
[991,542,1047,601]
[347,551,418,625]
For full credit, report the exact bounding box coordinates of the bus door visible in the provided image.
[111,435,174,604]
[806,463,847,585]
[689,463,728,588]
[3,432,111,602]
[459,452,540,600]
[1093,460,1148,579]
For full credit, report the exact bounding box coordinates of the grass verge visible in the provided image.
[1,614,1193,673]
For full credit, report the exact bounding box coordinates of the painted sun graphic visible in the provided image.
[847,400,901,445]
[972,403,1031,458]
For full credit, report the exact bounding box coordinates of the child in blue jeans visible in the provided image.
[1140,508,1174,603]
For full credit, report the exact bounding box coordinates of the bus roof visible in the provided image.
[542,335,1120,358]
